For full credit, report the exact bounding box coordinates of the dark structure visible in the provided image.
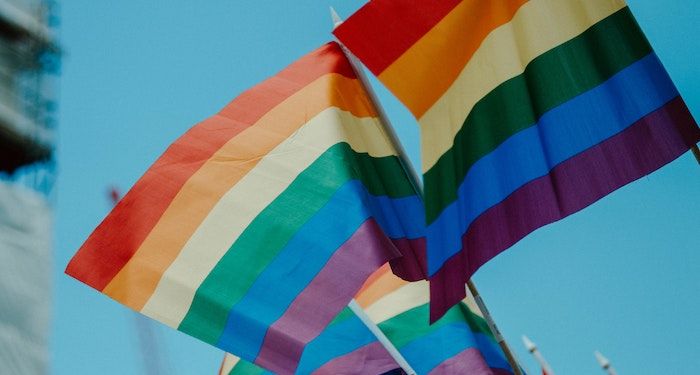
[0,0,58,174]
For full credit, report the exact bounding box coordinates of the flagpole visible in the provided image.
[522,335,556,375]
[467,281,523,374]
[348,300,417,375]
[594,350,618,375]
[329,7,422,194]
[330,8,524,375]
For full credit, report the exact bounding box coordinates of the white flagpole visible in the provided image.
[594,350,618,375]
[348,300,417,375]
[522,335,555,375]
[330,7,523,375]
[329,7,422,195]
[329,12,416,375]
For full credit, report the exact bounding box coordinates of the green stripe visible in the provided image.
[228,360,265,375]
[329,306,356,326]
[424,7,652,222]
[378,302,493,349]
[178,142,413,344]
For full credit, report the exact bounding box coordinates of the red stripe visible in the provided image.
[65,42,356,291]
[333,0,461,75]
[429,97,700,321]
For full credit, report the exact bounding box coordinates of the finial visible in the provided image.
[329,6,343,28]
[522,335,536,352]
[594,351,610,369]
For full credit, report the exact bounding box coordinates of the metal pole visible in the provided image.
[330,7,423,195]
[348,300,416,375]
[467,282,523,375]
[522,335,555,375]
[330,7,524,374]
[691,145,700,165]
[594,350,618,375]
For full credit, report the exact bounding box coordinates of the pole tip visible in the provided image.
[594,351,610,368]
[329,6,343,28]
[521,335,536,351]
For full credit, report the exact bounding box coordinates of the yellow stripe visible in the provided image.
[418,0,626,172]
[140,108,394,328]
[101,73,376,311]
[463,292,483,319]
[220,354,239,375]
[365,281,430,323]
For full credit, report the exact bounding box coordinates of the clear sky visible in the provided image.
[53,1,699,374]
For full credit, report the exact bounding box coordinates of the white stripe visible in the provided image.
[419,0,627,172]
[141,107,396,327]
[365,281,429,323]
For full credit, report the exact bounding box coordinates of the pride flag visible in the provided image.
[218,305,402,375]
[66,42,423,374]
[334,0,700,320]
[219,264,514,375]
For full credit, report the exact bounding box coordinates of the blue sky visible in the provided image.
[53,1,699,374]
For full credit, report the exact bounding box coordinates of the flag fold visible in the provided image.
[66,42,423,374]
[334,0,700,321]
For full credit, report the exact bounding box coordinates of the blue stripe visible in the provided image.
[427,53,678,275]
[215,179,423,360]
[295,313,378,374]
[399,323,511,374]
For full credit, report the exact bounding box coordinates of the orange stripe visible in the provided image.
[355,264,391,297]
[65,42,356,292]
[102,73,377,311]
[355,265,409,309]
[378,0,528,118]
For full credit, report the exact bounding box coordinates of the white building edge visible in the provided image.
[0,0,58,374]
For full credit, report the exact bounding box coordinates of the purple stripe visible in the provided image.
[430,97,700,321]
[427,348,506,375]
[311,342,400,375]
[254,219,400,374]
[389,237,428,282]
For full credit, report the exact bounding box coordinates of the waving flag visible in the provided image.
[218,306,402,375]
[334,0,700,320]
[66,42,423,374]
[362,267,514,375]
[219,265,514,375]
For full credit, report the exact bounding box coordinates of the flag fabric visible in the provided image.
[334,0,700,320]
[218,305,402,375]
[219,264,514,375]
[65,42,424,374]
[360,266,514,375]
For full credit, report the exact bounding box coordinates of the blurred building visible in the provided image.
[0,0,58,374]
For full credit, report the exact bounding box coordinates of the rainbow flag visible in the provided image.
[334,0,700,320]
[220,264,514,375]
[360,266,514,375]
[65,42,424,374]
[218,305,402,375]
